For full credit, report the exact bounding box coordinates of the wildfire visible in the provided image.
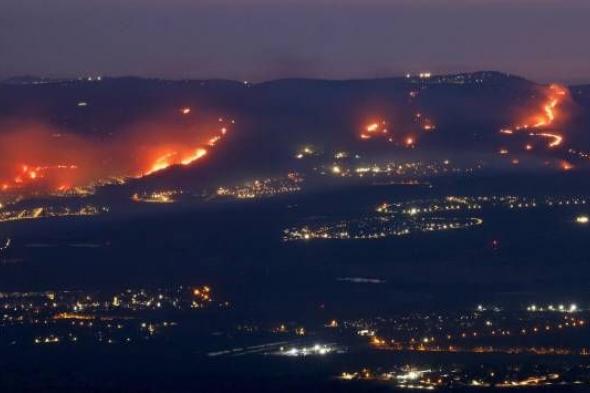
[530,132,562,148]
[146,152,178,175]
[141,124,225,176]
[500,84,568,149]
[524,84,567,130]
[360,112,435,146]
[366,123,379,132]
[207,136,221,146]
[181,148,207,165]
[560,160,574,171]
[2,164,80,191]
[0,115,234,194]
[360,121,388,140]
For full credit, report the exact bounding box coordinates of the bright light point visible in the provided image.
[180,107,191,115]
[576,215,589,224]
[560,161,573,171]
[366,123,379,132]
[279,344,335,357]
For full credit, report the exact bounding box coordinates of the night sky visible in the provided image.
[1,0,589,83]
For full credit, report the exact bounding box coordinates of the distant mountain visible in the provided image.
[0,71,588,191]
[1,76,80,85]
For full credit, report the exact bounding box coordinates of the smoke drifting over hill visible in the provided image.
[0,113,232,193]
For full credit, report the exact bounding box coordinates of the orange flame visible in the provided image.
[360,121,388,140]
[500,84,569,149]
[560,160,574,171]
[0,114,233,194]
[530,132,562,148]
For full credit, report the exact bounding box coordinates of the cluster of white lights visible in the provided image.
[526,303,578,313]
[278,344,334,357]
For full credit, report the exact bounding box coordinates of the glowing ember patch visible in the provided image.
[208,136,221,146]
[532,133,562,148]
[560,160,573,171]
[366,123,379,132]
[144,148,208,175]
[360,121,389,140]
[180,148,207,165]
[148,152,177,175]
[0,118,234,194]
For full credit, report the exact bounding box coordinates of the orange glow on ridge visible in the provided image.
[0,115,234,193]
[501,84,569,150]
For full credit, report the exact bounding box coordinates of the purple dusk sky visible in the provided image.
[1,0,589,83]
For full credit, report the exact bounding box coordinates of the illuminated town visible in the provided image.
[214,173,303,200]
[338,364,590,389]
[284,194,589,241]
[129,173,303,204]
[0,285,221,346]
[316,159,480,179]
[0,204,108,223]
